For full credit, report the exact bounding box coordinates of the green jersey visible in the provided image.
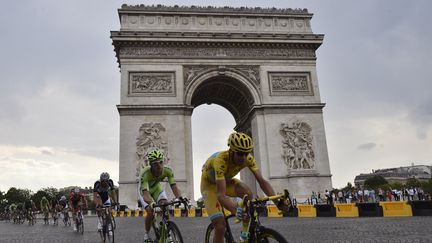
[139,166,176,200]
[40,198,49,209]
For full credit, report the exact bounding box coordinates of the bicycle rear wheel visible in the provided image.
[255,227,287,243]
[166,221,183,243]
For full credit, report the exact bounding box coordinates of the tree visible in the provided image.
[420,179,432,195]
[405,178,421,188]
[5,187,32,204]
[364,175,388,190]
[341,182,354,192]
[389,182,404,190]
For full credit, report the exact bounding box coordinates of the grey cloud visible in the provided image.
[357,143,377,151]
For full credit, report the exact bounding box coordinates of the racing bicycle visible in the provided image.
[205,190,290,243]
[147,198,188,243]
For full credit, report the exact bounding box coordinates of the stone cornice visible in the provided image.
[235,103,326,130]
[111,31,323,42]
[120,4,310,16]
[117,104,193,116]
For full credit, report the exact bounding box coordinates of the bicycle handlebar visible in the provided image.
[153,198,189,209]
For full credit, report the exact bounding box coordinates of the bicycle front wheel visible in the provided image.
[166,221,183,243]
[255,227,287,243]
[105,217,115,243]
[78,213,84,235]
[204,221,234,243]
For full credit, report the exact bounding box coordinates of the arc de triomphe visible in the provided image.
[111,4,332,208]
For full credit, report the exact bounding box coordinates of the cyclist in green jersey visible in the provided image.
[138,149,185,243]
[9,203,17,221]
[40,196,51,222]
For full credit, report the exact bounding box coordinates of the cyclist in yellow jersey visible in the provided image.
[201,132,288,243]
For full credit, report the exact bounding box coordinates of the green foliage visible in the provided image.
[5,187,32,204]
[405,178,421,188]
[420,179,432,195]
[364,175,388,190]
[389,182,404,190]
[341,182,354,191]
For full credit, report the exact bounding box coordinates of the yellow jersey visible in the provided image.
[201,150,259,184]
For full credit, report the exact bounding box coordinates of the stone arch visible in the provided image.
[185,69,261,125]
[111,4,333,208]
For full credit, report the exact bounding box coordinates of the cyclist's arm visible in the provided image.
[142,190,154,205]
[109,190,118,204]
[252,169,276,198]
[82,196,88,208]
[216,179,237,214]
[93,192,102,206]
[170,184,182,198]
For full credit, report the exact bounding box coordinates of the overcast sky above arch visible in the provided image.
[0,0,431,200]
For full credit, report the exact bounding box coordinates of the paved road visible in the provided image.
[1,216,432,242]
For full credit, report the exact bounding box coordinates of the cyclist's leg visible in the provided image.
[232,179,253,199]
[201,181,226,243]
[231,179,252,242]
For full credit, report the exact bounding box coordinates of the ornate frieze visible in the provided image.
[268,72,313,96]
[280,121,315,170]
[135,123,169,176]
[129,72,175,96]
[183,65,260,89]
[120,46,315,60]
[119,5,312,34]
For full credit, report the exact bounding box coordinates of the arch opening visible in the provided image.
[190,76,256,124]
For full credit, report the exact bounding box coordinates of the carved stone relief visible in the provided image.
[268,72,313,96]
[183,65,260,89]
[135,122,169,176]
[280,121,315,170]
[129,72,175,96]
[120,47,316,60]
[121,14,311,33]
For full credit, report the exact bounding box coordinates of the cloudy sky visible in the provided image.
[1,0,431,199]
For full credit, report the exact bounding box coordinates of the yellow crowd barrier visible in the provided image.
[297,204,316,217]
[380,201,412,217]
[334,203,359,217]
[188,208,196,217]
[267,205,283,217]
[134,210,140,217]
[112,210,117,217]
[201,208,209,217]
[174,208,182,217]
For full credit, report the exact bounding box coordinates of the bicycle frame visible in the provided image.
[206,189,289,243]
[151,199,188,243]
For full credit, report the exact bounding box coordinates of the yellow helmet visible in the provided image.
[227,132,253,153]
